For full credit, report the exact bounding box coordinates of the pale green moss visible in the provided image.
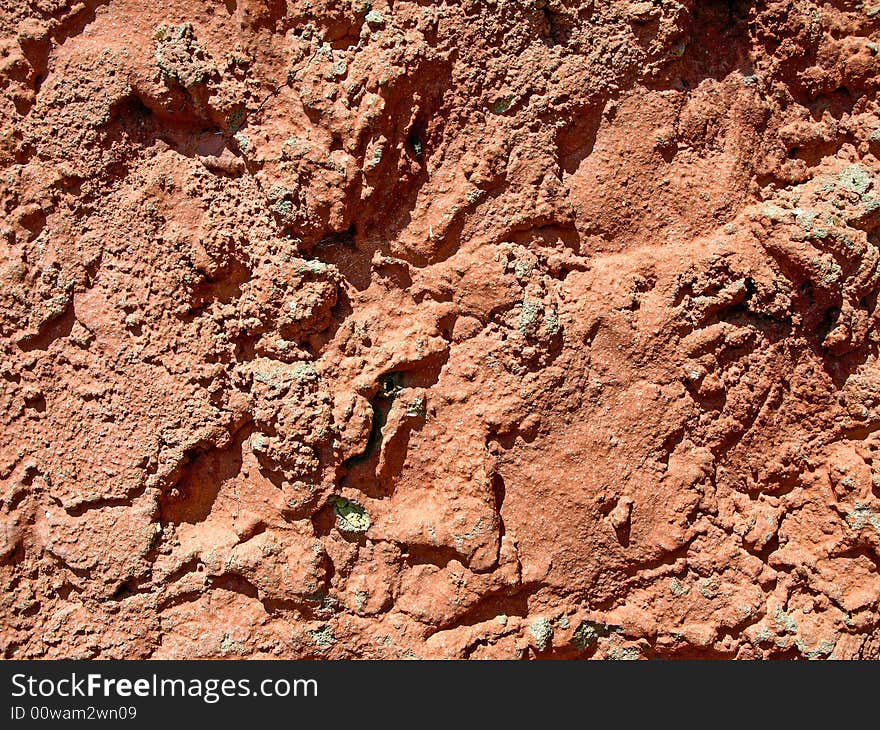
[334,497,370,532]
[492,96,513,114]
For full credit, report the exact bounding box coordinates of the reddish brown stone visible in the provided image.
[2,0,880,659]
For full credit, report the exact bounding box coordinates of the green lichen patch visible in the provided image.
[761,204,790,223]
[839,164,873,195]
[699,577,720,600]
[669,578,691,597]
[307,624,336,648]
[571,620,615,650]
[529,617,554,651]
[518,299,542,336]
[153,22,215,89]
[796,637,837,659]
[607,644,641,661]
[405,395,426,418]
[366,144,384,169]
[492,96,514,114]
[219,632,247,656]
[466,188,484,204]
[334,497,371,533]
[226,107,247,133]
[365,9,385,26]
[289,361,318,381]
[846,502,880,534]
[774,607,798,635]
[234,132,251,153]
[860,195,880,215]
[271,196,294,220]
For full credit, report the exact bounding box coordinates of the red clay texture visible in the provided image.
[2,0,880,659]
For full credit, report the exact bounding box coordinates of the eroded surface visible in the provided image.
[3,0,880,658]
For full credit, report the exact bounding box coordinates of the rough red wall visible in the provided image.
[2,0,880,659]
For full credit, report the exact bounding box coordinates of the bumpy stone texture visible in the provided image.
[2,0,880,660]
